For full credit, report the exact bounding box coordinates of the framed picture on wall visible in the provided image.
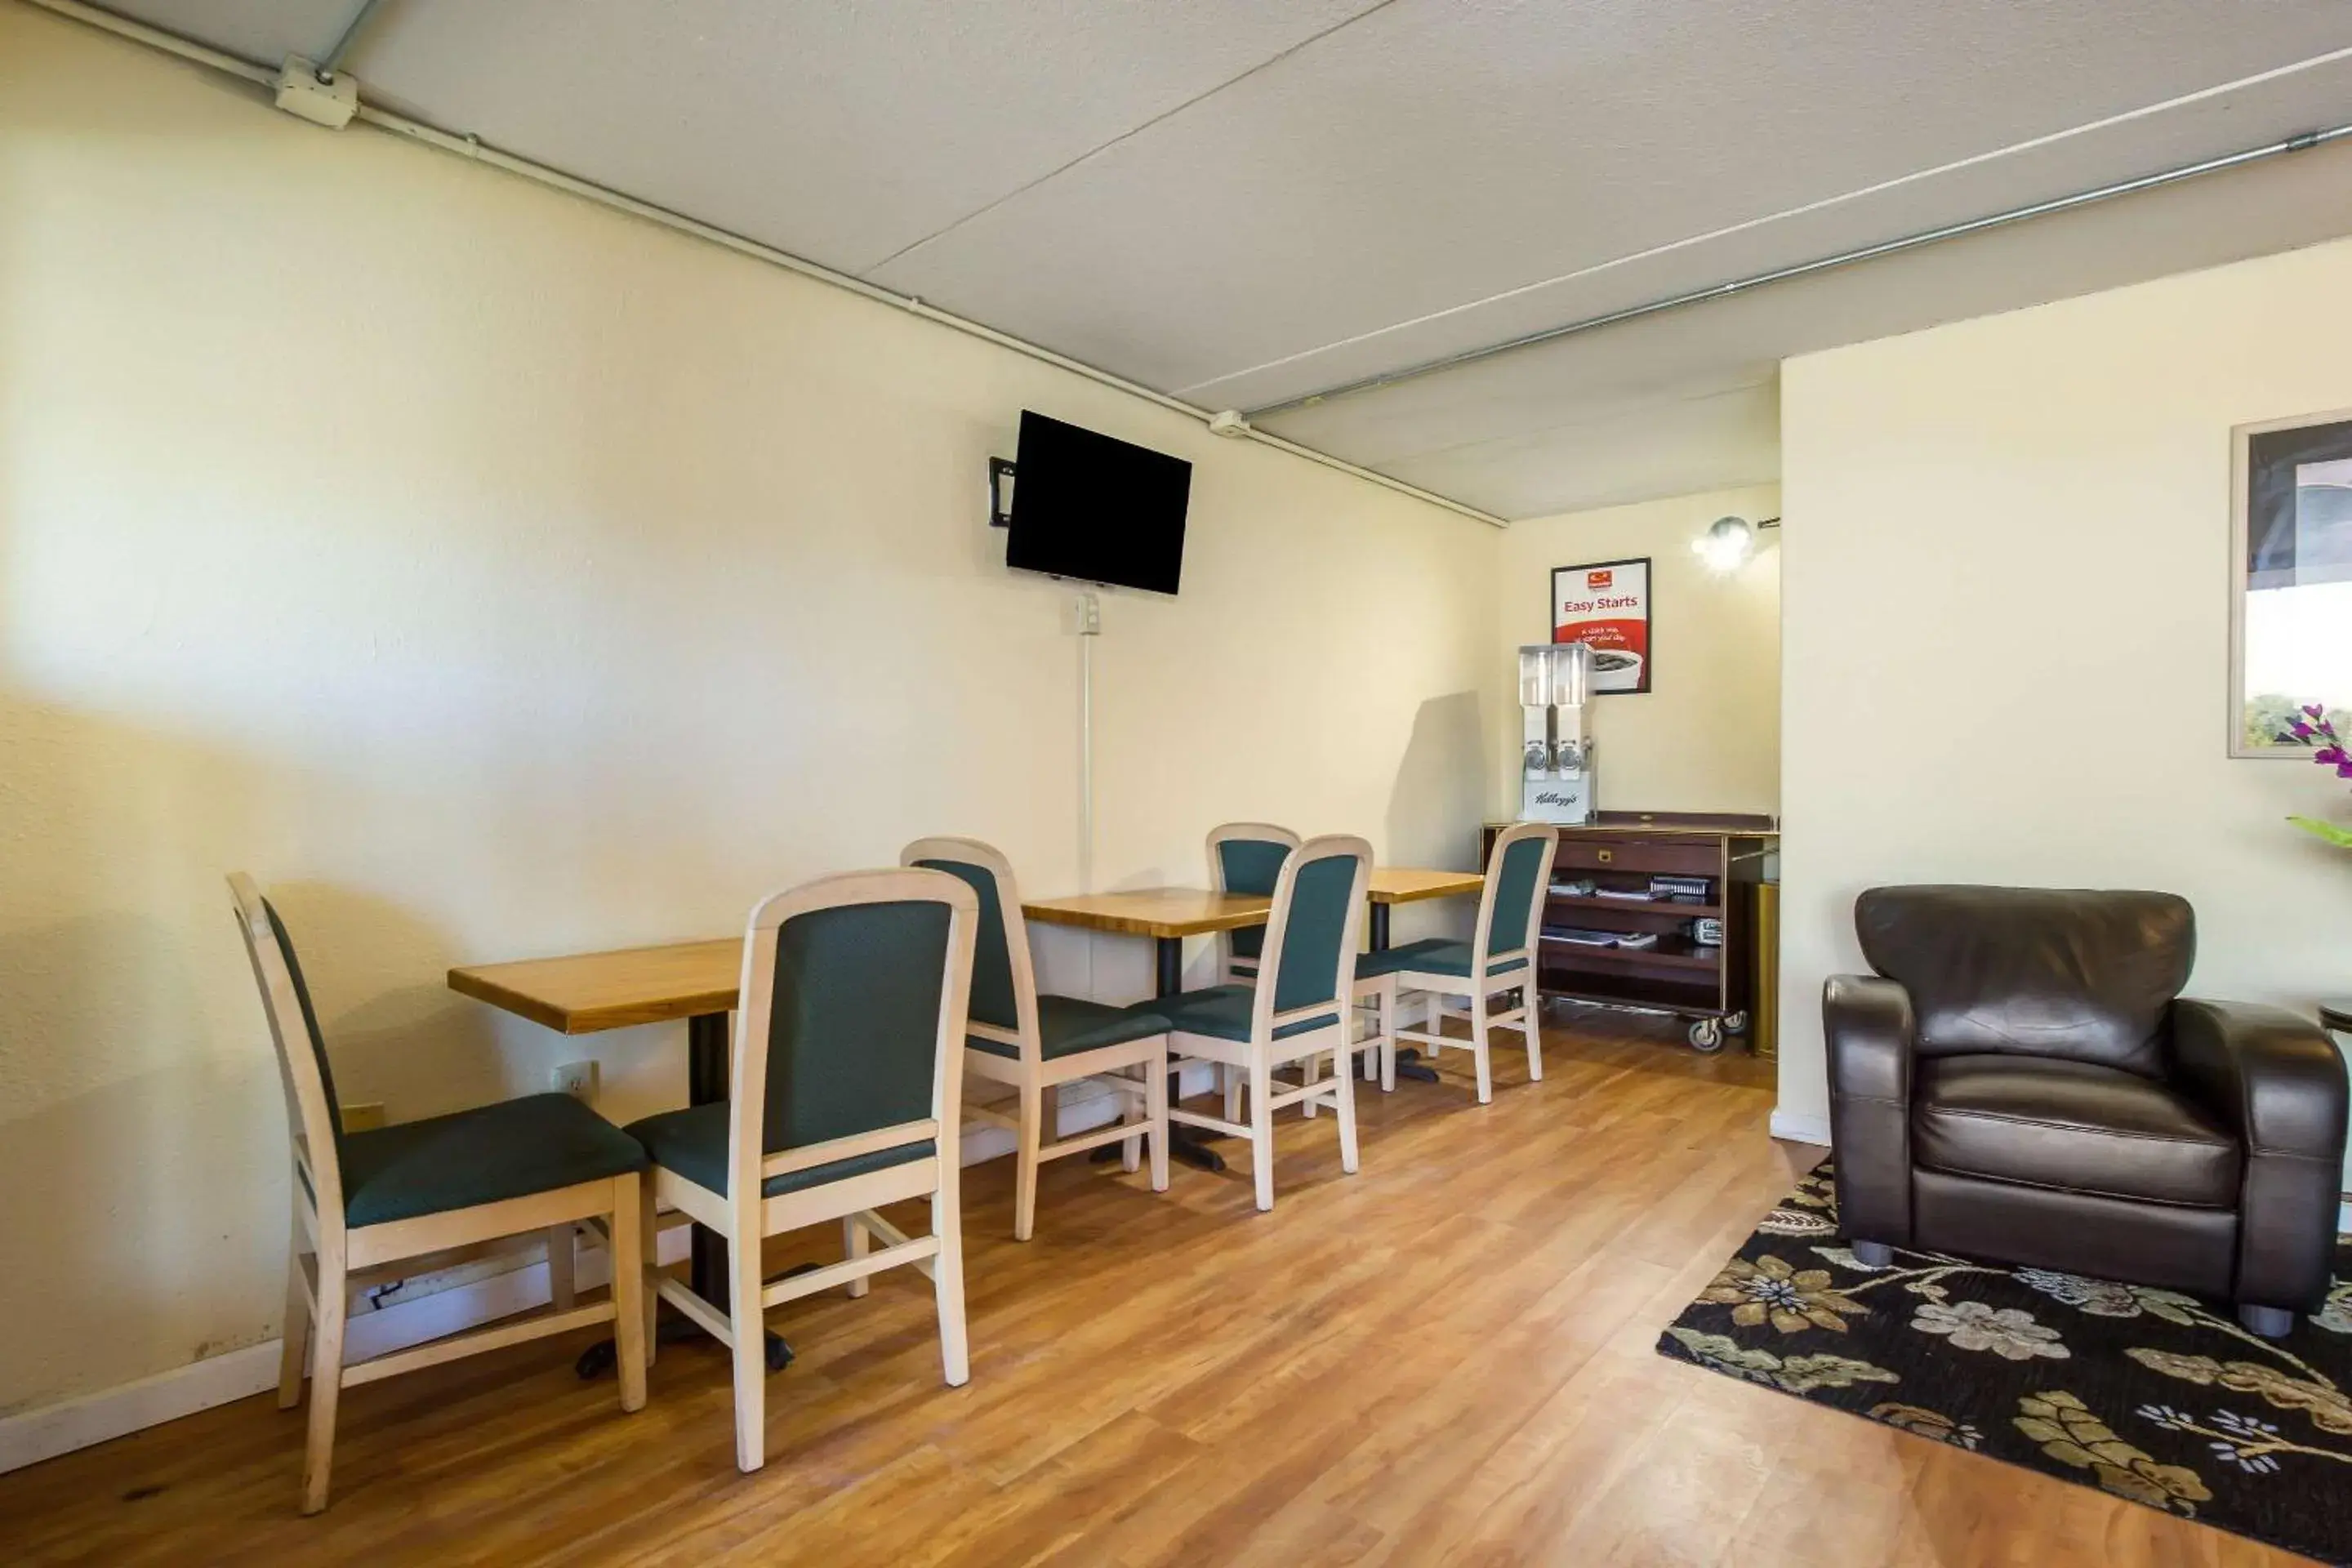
[2230,408,2352,756]
[1552,557,1651,694]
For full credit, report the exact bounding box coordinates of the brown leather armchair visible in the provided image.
[1825,885,2347,1338]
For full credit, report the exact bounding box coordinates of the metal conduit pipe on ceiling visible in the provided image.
[1244,122,2352,421]
[20,0,1511,528]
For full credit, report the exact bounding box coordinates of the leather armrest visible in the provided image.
[1823,974,1916,1247]
[2172,1000,2347,1158]
[1825,974,1913,1105]
[2171,998,2348,1311]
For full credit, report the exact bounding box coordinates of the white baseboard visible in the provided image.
[0,1070,1178,1477]
[0,1341,287,1477]
[1768,1108,1832,1148]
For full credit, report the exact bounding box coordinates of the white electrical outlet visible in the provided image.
[552,1060,599,1102]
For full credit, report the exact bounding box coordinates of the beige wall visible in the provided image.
[0,7,1496,1415]
[1492,486,1782,821]
[1777,235,2352,1133]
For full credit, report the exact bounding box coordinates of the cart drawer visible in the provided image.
[1552,836,1720,877]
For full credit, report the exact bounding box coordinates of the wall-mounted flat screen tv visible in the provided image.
[1005,411,1191,595]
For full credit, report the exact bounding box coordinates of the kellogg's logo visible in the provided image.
[1587,569,1613,590]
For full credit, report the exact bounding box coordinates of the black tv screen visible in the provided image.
[1005,412,1191,595]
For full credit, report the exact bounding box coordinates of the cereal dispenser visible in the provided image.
[1518,642,1594,825]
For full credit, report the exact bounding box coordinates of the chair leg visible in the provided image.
[1147,1056,1170,1192]
[728,1230,766,1473]
[546,1224,576,1311]
[933,1188,971,1387]
[1224,1065,1243,1124]
[276,1225,310,1411]
[639,1180,661,1366]
[1333,1042,1361,1175]
[1013,1082,1043,1243]
[2239,1303,2296,1339]
[1300,1048,1318,1117]
[1379,984,1396,1094]
[1120,1074,1143,1174]
[1521,989,1544,1082]
[844,1214,871,1298]
[610,1178,647,1414]
[300,1254,346,1514]
[1249,1058,1276,1212]
[1470,991,1494,1104]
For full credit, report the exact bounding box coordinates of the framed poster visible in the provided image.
[2230,408,2352,756]
[1552,557,1652,694]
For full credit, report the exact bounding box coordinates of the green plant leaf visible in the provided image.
[2289,816,2352,850]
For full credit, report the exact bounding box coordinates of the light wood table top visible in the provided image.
[450,869,1486,1027]
[1367,866,1485,903]
[1019,889,1271,940]
[448,938,742,1036]
[1022,867,1482,938]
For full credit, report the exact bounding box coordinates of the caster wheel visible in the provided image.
[1724,1011,1749,1036]
[1688,1018,1726,1054]
[574,1339,617,1381]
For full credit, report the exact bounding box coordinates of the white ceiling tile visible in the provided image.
[76,0,2352,521]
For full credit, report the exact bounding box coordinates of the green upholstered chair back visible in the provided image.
[228,873,350,1222]
[728,868,978,1193]
[1478,824,1559,969]
[1209,822,1299,965]
[1258,835,1372,1027]
[901,836,1042,1061]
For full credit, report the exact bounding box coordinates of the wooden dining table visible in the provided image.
[444,865,1484,1245]
[447,938,773,1368]
[1021,866,1486,1163]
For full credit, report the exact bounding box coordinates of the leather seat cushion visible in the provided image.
[1913,1054,2241,1208]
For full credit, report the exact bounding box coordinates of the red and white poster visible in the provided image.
[1551,557,1651,693]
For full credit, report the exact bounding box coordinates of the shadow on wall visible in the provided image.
[1385,691,1486,947]
[0,692,520,1417]
[1387,691,1486,871]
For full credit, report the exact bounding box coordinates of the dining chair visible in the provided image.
[229,874,649,1514]
[1207,822,1300,983]
[1357,822,1557,1102]
[1157,835,1371,1211]
[900,837,1170,1240]
[622,868,977,1474]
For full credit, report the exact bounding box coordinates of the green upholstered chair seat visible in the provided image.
[339,1092,647,1229]
[969,993,1169,1060]
[624,1102,933,1199]
[1356,938,1527,981]
[1156,983,1339,1042]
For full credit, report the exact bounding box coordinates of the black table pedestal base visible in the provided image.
[577,1009,796,1381]
[1094,933,1230,1171]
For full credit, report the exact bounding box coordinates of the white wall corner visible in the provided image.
[1767,1107,1831,1148]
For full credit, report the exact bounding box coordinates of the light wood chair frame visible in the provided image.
[229,874,646,1515]
[641,868,977,1474]
[1166,834,1371,1211]
[1207,821,1301,983]
[1383,823,1559,1103]
[902,837,1169,1241]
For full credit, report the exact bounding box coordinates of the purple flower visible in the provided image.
[2337,760,2352,779]
[2319,746,2347,765]
[2293,720,2316,738]
[2306,704,2328,719]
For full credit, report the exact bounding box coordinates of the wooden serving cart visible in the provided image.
[1481,811,1777,1052]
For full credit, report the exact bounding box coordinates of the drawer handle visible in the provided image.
[1596,849,1613,863]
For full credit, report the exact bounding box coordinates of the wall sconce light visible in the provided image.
[989,458,1017,528]
[1691,514,1780,572]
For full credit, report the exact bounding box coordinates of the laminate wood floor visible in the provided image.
[0,1010,2316,1566]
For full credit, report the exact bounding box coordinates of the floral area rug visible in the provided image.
[1655,1162,2352,1566]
